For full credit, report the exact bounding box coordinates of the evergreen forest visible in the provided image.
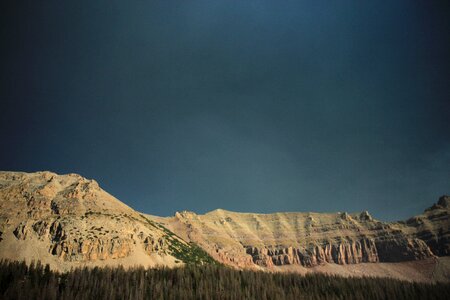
[0,260,449,300]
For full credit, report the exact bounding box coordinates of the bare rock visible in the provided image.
[246,238,380,267]
[375,237,434,262]
[50,237,133,261]
[360,211,373,221]
[438,195,450,208]
[13,222,30,240]
[138,232,167,255]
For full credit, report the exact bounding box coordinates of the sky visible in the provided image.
[1,1,449,221]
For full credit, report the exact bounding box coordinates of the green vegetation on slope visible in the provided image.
[140,214,218,265]
[1,260,449,300]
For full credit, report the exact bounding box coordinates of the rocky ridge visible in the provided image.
[157,199,448,271]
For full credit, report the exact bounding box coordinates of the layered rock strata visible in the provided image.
[245,236,434,267]
[158,200,448,270]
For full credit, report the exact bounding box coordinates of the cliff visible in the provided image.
[156,201,448,277]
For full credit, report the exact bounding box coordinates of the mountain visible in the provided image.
[0,171,449,282]
[0,171,215,271]
[157,197,450,267]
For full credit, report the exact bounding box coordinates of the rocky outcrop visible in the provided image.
[138,232,166,255]
[50,236,133,261]
[375,237,434,262]
[8,215,170,262]
[245,237,434,268]
[217,250,254,267]
[13,222,30,240]
[402,196,450,256]
[245,238,380,267]
[49,221,65,242]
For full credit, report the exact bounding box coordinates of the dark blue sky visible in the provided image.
[1,1,449,221]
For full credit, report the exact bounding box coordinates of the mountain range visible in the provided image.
[0,171,448,283]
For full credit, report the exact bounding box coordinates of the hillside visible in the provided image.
[0,171,215,271]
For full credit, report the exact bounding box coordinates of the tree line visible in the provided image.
[0,259,449,299]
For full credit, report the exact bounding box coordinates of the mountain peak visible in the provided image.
[425,195,450,212]
[438,195,450,208]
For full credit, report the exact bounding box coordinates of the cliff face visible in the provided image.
[407,196,450,256]
[244,234,434,268]
[158,202,448,270]
[0,171,212,270]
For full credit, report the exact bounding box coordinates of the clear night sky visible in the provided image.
[1,1,449,221]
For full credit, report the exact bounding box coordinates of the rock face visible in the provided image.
[0,171,213,270]
[157,201,448,271]
[408,195,450,256]
[245,238,380,267]
[49,236,133,261]
[238,237,433,267]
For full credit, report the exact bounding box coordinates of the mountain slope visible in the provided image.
[0,171,215,271]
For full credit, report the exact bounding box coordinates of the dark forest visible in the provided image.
[1,260,449,300]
